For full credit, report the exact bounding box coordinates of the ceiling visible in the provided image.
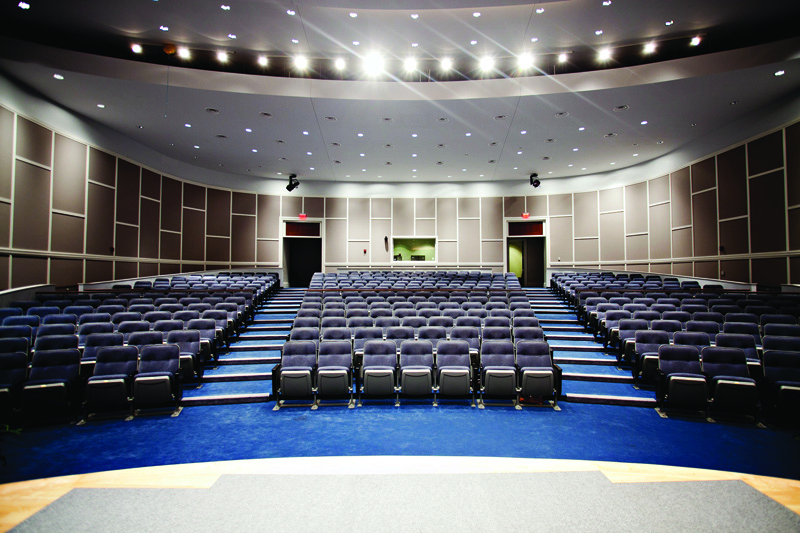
[0,0,799,186]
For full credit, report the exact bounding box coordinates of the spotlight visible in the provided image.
[286,174,300,192]
[530,173,540,188]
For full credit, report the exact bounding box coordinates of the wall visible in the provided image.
[0,102,798,289]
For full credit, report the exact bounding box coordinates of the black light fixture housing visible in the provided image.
[286,173,300,191]
[529,172,540,188]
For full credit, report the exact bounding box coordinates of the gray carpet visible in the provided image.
[13,471,800,532]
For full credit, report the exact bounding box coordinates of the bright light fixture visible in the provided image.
[665,20,674,26]
[217,51,229,63]
[257,56,268,67]
[465,133,472,137]
[302,131,309,135]
[185,123,192,128]
[357,133,364,137]
[363,53,385,75]
[131,44,143,54]
[578,127,585,131]
[775,70,786,76]
[96,104,105,109]
[291,38,299,44]
[595,30,604,36]
[517,53,534,69]
[194,145,199,149]
[53,74,64,80]
[440,58,453,71]
[294,55,308,69]
[349,12,357,18]
[530,37,539,43]
[644,42,656,54]
[18,2,30,9]
[470,40,478,45]
[558,53,568,63]
[640,120,648,125]
[221,5,230,10]
[603,0,612,5]
[410,13,419,19]
[286,9,295,15]
[521,130,527,135]
[690,36,701,46]
[598,48,612,60]
[245,128,252,133]
[227,33,237,39]
[178,47,191,59]
[473,12,481,17]
[251,149,258,153]
[411,43,419,48]
[352,41,360,46]
[334,58,346,70]
[479,56,494,71]
[403,57,417,72]
[159,25,169,31]
[536,7,545,13]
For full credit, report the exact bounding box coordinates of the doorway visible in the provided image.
[507,237,545,287]
[284,237,321,288]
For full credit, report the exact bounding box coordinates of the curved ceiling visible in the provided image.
[0,1,799,185]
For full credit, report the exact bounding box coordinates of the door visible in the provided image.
[507,237,545,287]
[284,237,322,288]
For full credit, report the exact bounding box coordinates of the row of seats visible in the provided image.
[273,338,561,409]
[310,271,521,290]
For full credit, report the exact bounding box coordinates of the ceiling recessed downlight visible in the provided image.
[598,48,612,61]
[217,51,229,63]
[286,9,295,15]
[613,105,629,112]
[178,47,190,59]
[410,13,419,19]
[690,36,701,46]
[96,104,105,109]
[518,53,534,69]
[775,70,786,76]
[472,12,481,17]
[258,56,268,67]
[536,7,545,13]
[440,58,453,71]
[403,57,418,72]
[554,112,569,118]
[131,44,143,54]
[334,58,346,70]
[53,73,64,80]
[644,42,656,54]
[558,53,568,63]
[294,55,308,69]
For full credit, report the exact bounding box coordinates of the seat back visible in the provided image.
[386,326,414,350]
[28,348,81,382]
[657,344,701,375]
[417,326,447,351]
[34,334,78,352]
[399,340,434,369]
[673,331,711,351]
[515,340,552,368]
[321,327,352,342]
[762,335,800,353]
[37,323,76,337]
[353,327,384,352]
[288,327,320,348]
[83,332,124,360]
[139,344,180,375]
[715,333,758,361]
[127,331,164,350]
[362,340,398,368]
[701,346,750,379]
[634,330,669,355]
[435,340,471,368]
[93,345,138,377]
[167,329,201,354]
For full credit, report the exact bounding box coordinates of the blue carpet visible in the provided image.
[3,401,799,485]
[254,313,296,320]
[203,364,275,376]
[182,380,272,397]
[562,380,654,398]
[559,364,629,377]
[232,339,284,346]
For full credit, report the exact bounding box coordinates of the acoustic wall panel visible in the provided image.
[183,183,205,210]
[160,231,180,260]
[672,227,692,258]
[599,212,624,261]
[372,198,391,219]
[526,195,547,216]
[458,198,479,218]
[88,148,115,187]
[348,242,369,264]
[85,259,113,283]
[672,262,693,276]
[717,146,747,219]
[599,187,623,212]
[691,157,716,193]
[480,197,503,240]
[575,238,598,262]
[326,219,347,263]
[160,177,182,232]
[116,160,139,225]
[232,192,256,215]
[371,219,391,262]
[207,188,231,237]
[504,196,525,218]
[52,134,86,214]
[231,215,256,262]
[86,182,115,256]
[625,182,648,234]
[416,197,435,218]
[348,198,370,240]
[436,198,457,239]
[206,236,230,262]
[671,167,691,228]
[181,208,205,261]
[16,117,51,167]
[114,261,137,281]
[0,202,9,248]
[139,262,158,277]
[50,258,83,287]
[393,198,413,235]
[752,257,787,286]
[749,170,786,253]
[12,256,48,288]
[790,209,800,251]
[12,160,50,251]
[574,191,598,238]
[159,263,182,275]
[304,197,324,218]
[549,216,573,263]
[648,176,670,204]
[626,234,648,261]
[51,212,83,254]
[649,203,671,259]
[256,240,279,263]
[439,241,457,263]
[325,197,347,219]
[139,198,160,259]
[692,189,718,257]
[787,122,800,207]
[141,169,160,200]
[458,219,480,262]
[694,261,719,280]
[549,194,572,216]
[257,195,280,239]
[0,107,13,199]
[482,241,503,263]
[748,131,783,177]
[281,196,302,218]
[114,224,138,257]
[792,257,800,285]
[416,218,435,236]
[718,218,749,256]
[650,263,672,274]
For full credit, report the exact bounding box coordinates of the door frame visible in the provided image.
[503,217,547,286]
[281,217,325,286]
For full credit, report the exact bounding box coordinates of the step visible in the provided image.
[216,356,280,365]
[238,333,288,341]
[246,325,293,332]
[252,318,294,325]
[182,380,272,399]
[554,356,619,366]
[202,372,273,383]
[544,333,596,341]
[561,372,634,384]
[538,319,580,325]
[561,393,656,408]
[229,341,284,352]
[540,325,586,332]
[181,393,272,407]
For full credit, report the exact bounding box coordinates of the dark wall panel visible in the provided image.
[692,190,718,257]
[114,262,137,280]
[792,257,800,285]
[0,107,13,199]
[159,262,181,275]
[748,131,783,177]
[694,261,719,280]
[304,197,324,218]
[50,258,83,287]
[206,236,230,262]
[282,196,302,218]
[11,256,48,288]
[232,192,256,215]
[16,117,51,167]
[52,134,86,214]
[0,255,9,291]
[85,182,115,256]
[115,224,139,257]
[649,203,671,259]
[0,202,9,248]
[116,159,139,225]
[719,218,749,255]
[139,198,160,259]
[231,215,256,263]
[51,213,84,254]
[749,170,786,253]
[88,148,116,187]
[670,167,691,227]
[183,183,205,210]
[257,195,280,239]
[141,169,160,200]
[672,262,693,276]
[207,188,231,237]
[787,122,800,207]
[717,146,747,219]
[161,177,182,231]
[752,257,787,287]
[721,259,749,283]
[13,160,51,251]
[160,231,181,261]
[625,182,648,234]
[691,157,716,193]
[790,208,800,251]
[139,262,158,277]
[182,208,205,261]
[85,260,113,283]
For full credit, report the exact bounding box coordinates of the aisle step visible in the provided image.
[561,393,656,408]
[182,393,271,406]
[216,356,280,365]
[545,333,595,341]
[554,356,618,366]
[203,372,272,383]
[562,372,634,384]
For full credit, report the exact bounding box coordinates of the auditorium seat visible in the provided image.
[359,340,399,404]
[655,345,707,414]
[316,340,354,407]
[479,340,517,408]
[631,330,670,384]
[22,348,82,420]
[435,340,474,405]
[82,332,124,362]
[398,340,435,404]
[133,344,182,413]
[84,345,138,419]
[516,340,560,409]
[762,350,800,424]
[701,346,759,420]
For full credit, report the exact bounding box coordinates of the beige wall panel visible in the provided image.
[549,216,573,263]
[672,227,693,258]
[393,198,414,235]
[671,167,692,228]
[719,218,749,255]
[114,224,138,258]
[0,202,9,248]
[372,198,391,218]
[88,148,115,187]
[692,189,718,257]
[415,197,435,218]
[575,238,599,262]
[160,231,180,261]
[691,157,716,193]
[694,261,719,280]
[232,192,256,215]
[50,258,83,287]
[257,195,280,239]
[625,182,648,234]
[303,197,324,218]
[371,219,391,262]
[206,236,230,262]
[672,262,693,276]
[482,241,503,263]
[458,198,479,218]
[325,219,347,263]
[281,196,302,218]
[649,263,672,274]
[13,161,51,251]
[416,218,435,236]
[526,195,547,216]
[51,212,83,254]
[0,107,13,199]
[748,131,784,177]
[257,240,280,263]
[160,177,182,232]
[626,264,648,273]
[599,187,623,212]
[16,117,51,167]
[549,194,572,216]
[439,241,457,263]
[458,219,481,263]
[626,234,648,261]
[574,191,598,238]
[749,170,786,253]
[648,176,670,204]
[116,160,140,225]
[480,197,503,240]
[717,146,748,219]
[52,134,86,214]
[720,259,749,283]
[504,196,525,217]
[206,188,231,237]
[348,241,370,264]
[599,212,624,261]
[325,197,347,219]
[436,198,457,239]
[11,256,48,288]
[348,198,370,240]
[649,203,671,259]
[231,215,256,263]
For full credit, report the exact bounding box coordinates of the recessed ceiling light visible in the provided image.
[520,130,527,135]
[518,53,534,69]
[775,70,786,76]
[412,134,418,138]
[217,51,229,63]
[690,36,701,46]
[470,40,478,46]
[665,20,674,26]
[473,12,481,17]
[360,153,365,157]
[251,149,258,152]
[352,41,360,46]
[581,167,587,170]
[603,0,612,5]
[558,53,568,63]
[411,13,419,19]
[441,58,453,71]
[194,145,200,149]
[184,123,191,128]
[462,168,467,171]
[220,5,230,10]
[53,73,64,80]
[479,56,494,71]
[595,30,604,36]
[572,148,579,151]
[362,169,366,172]
[610,162,616,165]
[291,38,300,44]
[227,34,237,39]
[403,57,417,72]
[643,42,656,54]
[412,154,418,157]
[244,128,252,133]
[309,167,315,170]
[363,53,385,75]
[258,56,268,67]
[465,132,472,137]
[95,104,105,109]
[357,133,364,137]
[18,2,30,9]
[729,101,738,106]
[131,44,143,54]
[633,153,639,156]
[306,151,312,155]
[286,9,296,15]
[411,42,419,48]
[302,131,309,135]
[159,25,169,31]
[178,47,190,59]
[640,120,648,125]
[578,127,585,131]
[554,112,569,118]
[513,167,518,170]
[657,140,664,144]
[536,7,545,13]
[349,12,358,18]
[294,55,308,69]
[517,151,523,155]
[530,37,539,43]
[613,105,629,112]
[598,48,612,60]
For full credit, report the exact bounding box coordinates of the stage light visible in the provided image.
[286,174,300,192]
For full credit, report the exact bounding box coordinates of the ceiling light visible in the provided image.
[536,7,545,13]
[572,148,578,151]
[302,131,309,135]
[578,127,585,131]
[521,130,527,135]
[411,13,419,19]
[294,55,308,69]
[517,53,534,69]
[258,56,268,67]
[217,51,229,63]
[411,133,418,138]
[598,48,612,61]
[286,9,296,15]
[286,174,299,191]
[291,38,299,44]
[479,56,495,71]
[517,151,523,155]
[227,34,237,39]
[306,151,312,155]
[568,164,573,167]
[245,128,252,133]
[349,12,358,18]
[309,167,315,170]
[610,162,616,165]
[640,120,648,125]
[558,53,568,63]
[178,47,190,59]
[603,0,612,5]
[440,58,453,71]
[412,153,418,157]
[251,149,257,152]
[357,133,364,137]
[644,42,656,54]
[530,37,539,43]
[595,30,603,36]
[690,36,701,46]
[334,58,346,70]
[53,73,64,80]
[352,41,360,46]
[96,104,105,109]
[633,153,639,156]
[465,132,472,137]
[220,5,230,10]
[775,70,785,76]
[403,57,417,72]
[159,25,169,31]
[473,12,481,17]
[470,40,478,46]
[360,153,365,157]
[665,20,674,26]
[363,53,385,75]
[18,2,30,9]
[581,167,587,170]
[184,123,192,128]
[131,44,143,54]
